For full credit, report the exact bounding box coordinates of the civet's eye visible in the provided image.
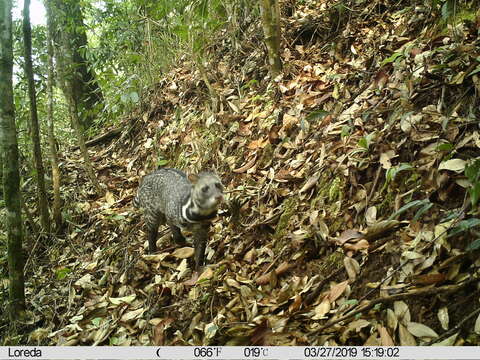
[215,182,223,190]
[202,185,209,193]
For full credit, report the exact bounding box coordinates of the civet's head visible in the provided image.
[189,172,224,213]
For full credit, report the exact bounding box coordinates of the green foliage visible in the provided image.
[388,199,432,221]
[381,52,404,67]
[357,132,375,152]
[83,0,258,125]
[55,267,72,280]
[465,159,480,207]
[305,109,329,122]
[341,125,351,138]
[448,218,480,238]
[385,163,414,184]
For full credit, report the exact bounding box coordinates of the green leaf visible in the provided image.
[440,210,462,222]
[306,109,329,122]
[358,132,375,151]
[413,202,433,221]
[448,218,480,238]
[469,182,480,207]
[467,239,480,251]
[55,267,72,280]
[341,125,351,138]
[344,299,359,306]
[467,65,480,77]
[388,199,428,220]
[441,0,455,19]
[437,143,454,152]
[129,91,139,103]
[158,159,169,166]
[386,163,414,183]
[381,52,404,66]
[465,159,480,182]
[91,317,102,327]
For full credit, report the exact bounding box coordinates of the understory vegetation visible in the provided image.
[1,0,480,346]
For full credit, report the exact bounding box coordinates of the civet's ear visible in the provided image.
[188,173,199,184]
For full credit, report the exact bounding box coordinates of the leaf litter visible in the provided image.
[8,0,480,347]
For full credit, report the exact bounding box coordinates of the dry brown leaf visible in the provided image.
[312,298,331,320]
[247,138,269,150]
[226,278,241,289]
[105,191,115,205]
[335,229,364,245]
[198,267,214,282]
[398,323,417,345]
[344,257,360,282]
[256,271,273,285]
[410,273,446,286]
[343,239,369,251]
[120,308,145,322]
[407,322,438,339]
[244,248,256,263]
[275,261,292,276]
[288,294,302,313]
[233,156,257,173]
[438,306,449,331]
[378,326,394,346]
[364,220,404,241]
[394,301,411,324]
[328,280,349,302]
[172,247,194,259]
[299,173,320,193]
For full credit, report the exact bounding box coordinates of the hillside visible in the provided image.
[4,0,480,346]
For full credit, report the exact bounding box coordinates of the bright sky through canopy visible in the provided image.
[13,0,47,25]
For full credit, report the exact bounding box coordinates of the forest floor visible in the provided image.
[3,0,480,346]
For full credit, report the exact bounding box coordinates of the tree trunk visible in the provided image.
[65,89,104,195]
[259,0,283,77]
[45,0,103,195]
[23,0,51,233]
[48,0,103,130]
[46,4,62,231]
[0,0,26,320]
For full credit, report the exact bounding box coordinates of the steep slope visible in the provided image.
[12,0,480,346]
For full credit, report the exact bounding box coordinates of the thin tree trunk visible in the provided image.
[259,0,283,77]
[196,56,220,113]
[23,0,50,232]
[65,89,103,195]
[46,5,62,231]
[45,0,103,195]
[49,0,103,130]
[0,0,26,320]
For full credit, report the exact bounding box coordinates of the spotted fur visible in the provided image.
[134,168,223,269]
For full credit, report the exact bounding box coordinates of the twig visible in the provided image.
[426,304,480,346]
[366,165,382,206]
[311,278,478,335]
[304,266,344,305]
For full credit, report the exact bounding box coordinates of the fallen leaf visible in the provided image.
[299,173,320,193]
[437,306,449,331]
[172,247,194,259]
[233,156,257,173]
[120,308,145,322]
[438,158,466,173]
[109,294,136,305]
[198,267,214,282]
[329,280,349,302]
[378,326,394,346]
[312,298,331,320]
[398,323,417,345]
[406,322,438,339]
